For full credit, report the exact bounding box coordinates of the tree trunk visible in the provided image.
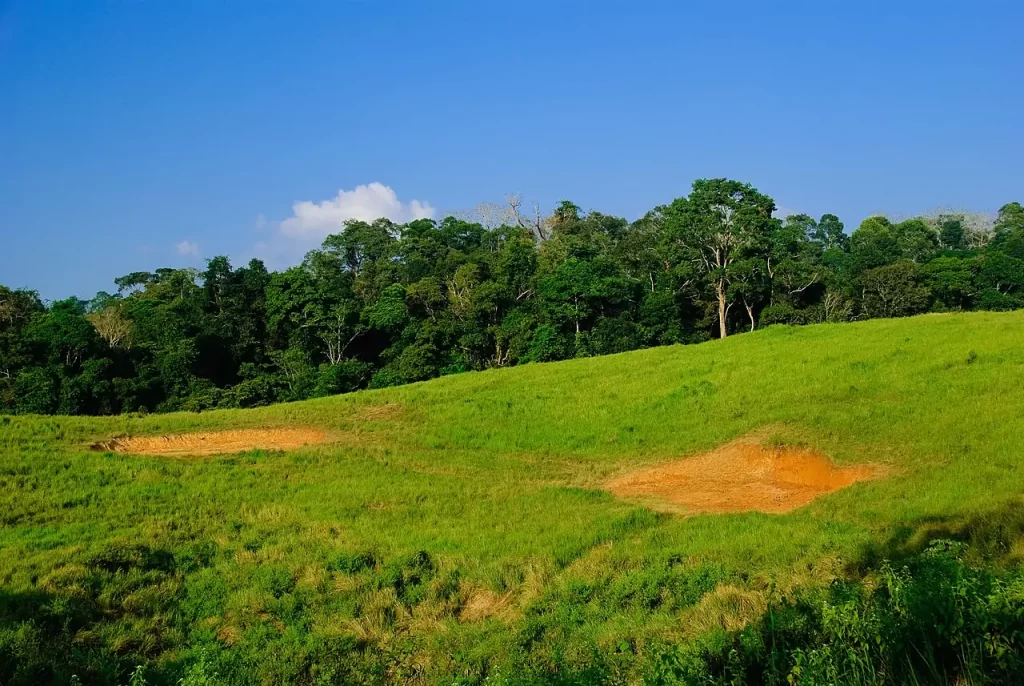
[717,280,728,338]
[744,301,756,332]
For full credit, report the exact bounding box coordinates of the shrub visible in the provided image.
[759,304,803,326]
[651,541,1024,686]
[313,360,372,397]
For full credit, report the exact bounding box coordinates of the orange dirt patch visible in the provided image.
[606,436,880,514]
[94,428,328,457]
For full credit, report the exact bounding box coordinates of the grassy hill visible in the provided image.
[3,312,1024,685]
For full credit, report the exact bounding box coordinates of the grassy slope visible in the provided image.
[3,311,1024,682]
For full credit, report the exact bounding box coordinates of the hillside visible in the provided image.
[3,312,1024,685]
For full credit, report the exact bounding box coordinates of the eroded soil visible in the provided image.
[606,436,880,514]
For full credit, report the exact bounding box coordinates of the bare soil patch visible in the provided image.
[94,428,328,457]
[606,436,880,514]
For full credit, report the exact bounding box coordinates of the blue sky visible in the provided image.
[2,1,1022,300]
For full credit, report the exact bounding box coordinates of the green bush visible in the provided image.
[652,541,1024,686]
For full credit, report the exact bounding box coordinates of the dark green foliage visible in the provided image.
[651,542,1024,686]
[330,551,377,574]
[2,184,1022,416]
[920,256,978,310]
[992,202,1024,259]
[314,360,372,397]
[12,367,59,414]
[0,542,188,684]
[859,262,932,319]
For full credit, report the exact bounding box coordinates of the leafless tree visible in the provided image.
[87,305,134,349]
[823,290,853,323]
[311,305,360,365]
[505,193,551,242]
[458,193,552,242]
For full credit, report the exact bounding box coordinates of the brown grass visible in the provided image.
[606,435,881,514]
[93,428,327,456]
[680,584,767,636]
[459,587,514,622]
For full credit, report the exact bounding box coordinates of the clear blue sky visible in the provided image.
[2,1,1022,300]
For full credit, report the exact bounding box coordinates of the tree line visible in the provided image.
[2,179,1023,416]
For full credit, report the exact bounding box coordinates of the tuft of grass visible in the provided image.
[680,584,767,637]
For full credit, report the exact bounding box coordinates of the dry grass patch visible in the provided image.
[93,427,328,456]
[459,587,515,622]
[680,584,767,637]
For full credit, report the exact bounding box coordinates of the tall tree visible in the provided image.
[662,179,777,338]
[993,202,1024,259]
[0,287,44,409]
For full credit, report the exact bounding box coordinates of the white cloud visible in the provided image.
[279,182,434,239]
[248,183,435,269]
[176,240,199,257]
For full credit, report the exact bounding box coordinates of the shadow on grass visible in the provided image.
[657,502,1024,686]
[850,496,1024,574]
[0,542,193,686]
[0,586,97,685]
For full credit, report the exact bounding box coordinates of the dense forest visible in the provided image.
[2,179,1023,416]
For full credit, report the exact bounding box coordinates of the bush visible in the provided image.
[313,360,371,397]
[759,304,803,326]
[588,317,641,356]
[221,375,278,408]
[652,541,1024,686]
[977,288,1021,312]
[859,261,932,319]
[13,368,59,414]
[522,324,570,363]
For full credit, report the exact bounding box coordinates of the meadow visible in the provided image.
[3,312,1024,685]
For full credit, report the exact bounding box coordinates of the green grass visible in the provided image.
[3,312,1024,684]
